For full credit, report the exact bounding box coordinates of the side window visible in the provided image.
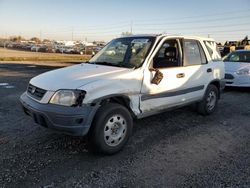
[153,39,180,69]
[198,42,207,64]
[158,43,170,58]
[204,41,221,61]
[184,40,202,66]
[228,53,240,61]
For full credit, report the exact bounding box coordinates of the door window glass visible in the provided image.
[153,40,180,68]
[184,40,202,66]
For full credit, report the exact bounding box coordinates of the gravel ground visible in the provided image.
[0,62,250,188]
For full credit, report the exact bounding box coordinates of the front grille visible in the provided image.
[225,73,234,80]
[27,84,46,100]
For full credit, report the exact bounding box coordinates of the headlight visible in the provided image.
[236,68,250,75]
[49,90,86,106]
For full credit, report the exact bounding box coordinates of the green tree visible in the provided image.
[43,39,51,43]
[121,31,133,36]
[30,37,41,44]
[10,36,25,42]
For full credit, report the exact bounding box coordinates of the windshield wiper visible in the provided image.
[90,61,135,68]
[117,62,135,68]
[89,61,114,66]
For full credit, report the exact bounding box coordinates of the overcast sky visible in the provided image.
[0,0,249,43]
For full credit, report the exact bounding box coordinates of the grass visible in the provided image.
[0,56,89,61]
[0,47,91,62]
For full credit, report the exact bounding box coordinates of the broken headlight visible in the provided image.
[49,90,86,107]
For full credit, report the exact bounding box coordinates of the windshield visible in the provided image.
[89,37,155,68]
[223,51,250,63]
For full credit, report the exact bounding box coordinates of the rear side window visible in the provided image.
[184,40,204,66]
[204,41,221,61]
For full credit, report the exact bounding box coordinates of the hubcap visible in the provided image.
[104,114,127,147]
[206,91,216,111]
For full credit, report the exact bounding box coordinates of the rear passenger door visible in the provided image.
[182,39,210,97]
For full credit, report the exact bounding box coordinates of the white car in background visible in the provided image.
[31,45,40,52]
[224,50,250,87]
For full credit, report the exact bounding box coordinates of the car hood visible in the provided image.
[30,63,131,91]
[224,61,250,72]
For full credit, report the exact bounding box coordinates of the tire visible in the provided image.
[88,103,133,154]
[197,84,219,115]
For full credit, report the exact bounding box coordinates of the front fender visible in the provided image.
[78,79,142,115]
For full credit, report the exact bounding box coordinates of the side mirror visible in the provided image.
[149,68,163,85]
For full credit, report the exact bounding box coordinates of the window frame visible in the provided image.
[151,38,183,69]
[198,41,208,64]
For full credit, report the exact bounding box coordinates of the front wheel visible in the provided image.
[197,84,219,115]
[88,103,133,154]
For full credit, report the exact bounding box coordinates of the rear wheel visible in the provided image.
[88,103,133,154]
[197,84,219,115]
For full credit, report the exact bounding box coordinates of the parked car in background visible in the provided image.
[224,50,250,87]
[222,41,237,57]
[46,46,56,53]
[53,45,77,54]
[31,45,40,52]
[22,44,33,51]
[20,34,225,154]
[37,45,47,52]
[64,47,78,54]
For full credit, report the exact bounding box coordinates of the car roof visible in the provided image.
[119,34,214,41]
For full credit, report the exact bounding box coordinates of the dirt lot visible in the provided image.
[0,61,250,187]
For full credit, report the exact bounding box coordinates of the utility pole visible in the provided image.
[208,34,210,38]
[85,37,87,55]
[130,20,133,34]
[71,27,74,41]
[40,30,42,42]
[4,33,7,48]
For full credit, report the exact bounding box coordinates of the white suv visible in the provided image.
[20,34,225,154]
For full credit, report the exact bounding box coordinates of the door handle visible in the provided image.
[176,73,185,78]
[207,68,212,73]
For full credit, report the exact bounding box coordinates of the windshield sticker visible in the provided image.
[132,39,149,44]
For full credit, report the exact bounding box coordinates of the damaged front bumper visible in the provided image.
[20,92,99,136]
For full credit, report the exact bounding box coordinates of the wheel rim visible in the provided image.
[104,114,127,147]
[206,91,217,111]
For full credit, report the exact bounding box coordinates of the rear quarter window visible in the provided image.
[204,41,221,61]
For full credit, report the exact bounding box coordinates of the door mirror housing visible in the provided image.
[149,68,164,85]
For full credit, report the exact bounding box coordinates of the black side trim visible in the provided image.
[141,85,204,101]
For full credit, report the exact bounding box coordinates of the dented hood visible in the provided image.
[30,63,130,91]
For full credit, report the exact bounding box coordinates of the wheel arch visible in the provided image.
[92,94,136,118]
[207,79,221,99]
